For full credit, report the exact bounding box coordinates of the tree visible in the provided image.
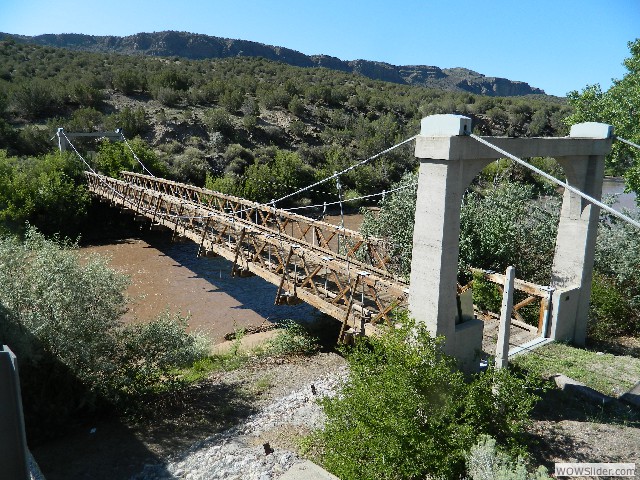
[0,150,90,237]
[360,173,560,283]
[0,228,208,440]
[566,39,640,198]
[94,137,167,178]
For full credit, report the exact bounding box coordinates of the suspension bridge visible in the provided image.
[84,170,408,341]
[60,114,638,371]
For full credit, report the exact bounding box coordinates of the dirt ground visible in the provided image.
[31,346,640,480]
[30,353,347,480]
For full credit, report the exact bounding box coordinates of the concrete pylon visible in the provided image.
[551,123,612,345]
[410,115,490,372]
[410,115,613,370]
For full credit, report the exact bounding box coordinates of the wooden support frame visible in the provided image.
[85,172,408,328]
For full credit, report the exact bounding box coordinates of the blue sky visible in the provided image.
[1,0,638,97]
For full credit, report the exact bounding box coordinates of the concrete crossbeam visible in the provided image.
[415,135,612,161]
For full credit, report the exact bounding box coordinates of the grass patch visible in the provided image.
[513,342,640,397]
[180,320,320,384]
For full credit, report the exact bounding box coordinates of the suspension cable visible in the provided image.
[60,131,99,175]
[271,134,417,206]
[67,130,418,225]
[615,135,640,151]
[469,134,640,229]
[283,182,416,212]
[120,132,155,177]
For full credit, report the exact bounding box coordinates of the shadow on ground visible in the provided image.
[526,385,640,469]
[147,231,320,325]
[32,379,258,480]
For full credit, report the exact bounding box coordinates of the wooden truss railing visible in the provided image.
[120,172,401,280]
[467,268,553,337]
[86,172,409,340]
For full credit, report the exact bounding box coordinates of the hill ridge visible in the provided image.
[2,30,545,97]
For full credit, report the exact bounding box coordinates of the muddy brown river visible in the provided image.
[82,214,365,344]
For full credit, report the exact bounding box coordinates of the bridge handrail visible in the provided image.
[120,171,386,244]
[85,172,408,290]
[118,171,401,279]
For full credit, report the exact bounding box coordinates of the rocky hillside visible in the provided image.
[2,31,545,96]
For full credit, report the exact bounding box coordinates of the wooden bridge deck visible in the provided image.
[86,171,409,338]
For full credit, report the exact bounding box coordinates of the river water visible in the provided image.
[83,234,318,343]
[81,215,364,344]
[602,177,638,213]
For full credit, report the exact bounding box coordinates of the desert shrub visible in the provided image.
[69,80,105,108]
[0,119,19,153]
[154,86,181,106]
[16,125,51,156]
[0,229,208,439]
[288,96,305,116]
[168,146,210,185]
[221,89,245,113]
[204,107,235,138]
[263,320,319,357]
[112,69,146,94]
[11,78,64,119]
[316,319,543,479]
[466,435,549,480]
[104,106,149,138]
[242,114,258,131]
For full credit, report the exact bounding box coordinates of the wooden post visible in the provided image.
[496,266,515,369]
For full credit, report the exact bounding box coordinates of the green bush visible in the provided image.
[204,107,235,138]
[360,171,418,277]
[0,229,208,439]
[94,137,167,178]
[589,273,635,340]
[264,320,319,357]
[0,150,90,237]
[112,311,210,402]
[316,319,543,479]
[472,272,503,313]
[591,209,640,338]
[105,106,149,138]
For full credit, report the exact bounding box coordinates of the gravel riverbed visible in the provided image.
[132,364,347,480]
